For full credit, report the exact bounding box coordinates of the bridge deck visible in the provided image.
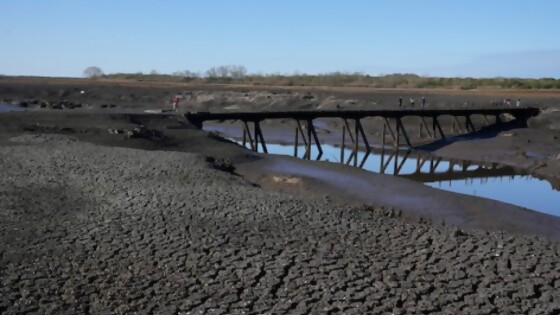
[186,107,540,123]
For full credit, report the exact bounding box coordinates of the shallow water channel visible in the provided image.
[225,134,560,217]
[0,103,25,112]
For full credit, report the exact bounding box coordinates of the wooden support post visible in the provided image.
[296,120,309,159]
[396,118,412,148]
[242,126,247,148]
[381,151,395,174]
[341,125,345,164]
[395,150,410,175]
[253,122,260,152]
[306,120,312,160]
[382,123,387,148]
[356,119,371,167]
[344,119,356,165]
[430,158,436,174]
[383,118,397,142]
[453,116,465,133]
[495,114,502,124]
[393,148,399,174]
[353,118,359,167]
[465,115,476,132]
[433,157,441,170]
[308,119,323,160]
[420,117,433,138]
[417,158,427,172]
[344,119,356,143]
[395,121,400,148]
[243,121,255,150]
[380,147,385,173]
[433,116,446,139]
[294,126,299,157]
[255,121,268,153]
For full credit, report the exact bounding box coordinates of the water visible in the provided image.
[0,103,25,112]
[238,141,560,217]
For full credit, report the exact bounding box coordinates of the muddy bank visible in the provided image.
[1,111,560,240]
[1,132,560,314]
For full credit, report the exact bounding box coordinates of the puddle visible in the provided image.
[0,103,25,112]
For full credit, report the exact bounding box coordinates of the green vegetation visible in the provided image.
[96,66,560,90]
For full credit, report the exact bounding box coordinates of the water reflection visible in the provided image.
[234,140,560,217]
[258,143,524,184]
[0,103,24,112]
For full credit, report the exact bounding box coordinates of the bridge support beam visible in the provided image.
[382,118,397,148]
[452,116,465,134]
[341,118,371,167]
[465,115,476,133]
[294,119,322,160]
[419,117,434,138]
[294,120,308,158]
[432,116,446,140]
[242,120,267,153]
[396,118,412,148]
[242,121,255,151]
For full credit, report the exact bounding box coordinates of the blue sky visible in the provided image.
[1,0,559,78]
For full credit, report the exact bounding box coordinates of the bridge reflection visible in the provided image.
[236,137,526,184]
[372,148,521,183]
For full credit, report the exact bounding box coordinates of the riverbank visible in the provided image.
[2,111,560,238]
[2,79,560,312]
[1,130,560,313]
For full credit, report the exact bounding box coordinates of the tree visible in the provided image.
[216,66,229,78]
[205,67,218,78]
[83,66,104,78]
[230,65,247,79]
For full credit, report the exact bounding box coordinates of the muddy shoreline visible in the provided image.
[2,79,560,312]
[1,115,560,313]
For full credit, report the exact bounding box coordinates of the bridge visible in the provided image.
[186,107,540,166]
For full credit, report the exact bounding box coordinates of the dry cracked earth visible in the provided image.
[1,134,560,314]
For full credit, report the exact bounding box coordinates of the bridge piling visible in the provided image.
[254,121,267,153]
[466,115,476,133]
[396,118,412,148]
[308,120,323,160]
[433,116,446,140]
[296,120,308,158]
[242,121,255,151]
[356,119,371,168]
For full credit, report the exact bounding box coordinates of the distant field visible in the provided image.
[2,75,560,99]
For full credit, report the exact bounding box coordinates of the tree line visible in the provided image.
[83,66,560,90]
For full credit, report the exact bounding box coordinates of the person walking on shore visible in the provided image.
[420,97,426,109]
[399,97,403,108]
[171,95,180,111]
[516,98,521,107]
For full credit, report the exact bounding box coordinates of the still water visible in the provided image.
[0,103,25,112]
[239,140,560,217]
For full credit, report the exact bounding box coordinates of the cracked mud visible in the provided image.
[1,134,559,314]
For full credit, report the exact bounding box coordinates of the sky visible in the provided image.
[1,0,560,78]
